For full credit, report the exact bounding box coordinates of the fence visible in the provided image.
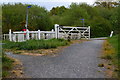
[3,24,90,42]
[8,29,55,42]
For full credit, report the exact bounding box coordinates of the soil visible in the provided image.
[4,56,27,78]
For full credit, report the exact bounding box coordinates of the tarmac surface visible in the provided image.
[6,38,108,78]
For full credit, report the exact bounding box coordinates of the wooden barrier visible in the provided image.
[3,24,90,42]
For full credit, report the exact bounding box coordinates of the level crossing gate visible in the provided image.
[54,24,90,40]
[3,24,90,42]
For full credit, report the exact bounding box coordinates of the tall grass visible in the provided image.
[3,38,69,50]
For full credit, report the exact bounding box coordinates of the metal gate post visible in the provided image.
[88,26,90,39]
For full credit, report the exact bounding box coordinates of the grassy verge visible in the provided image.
[108,35,118,64]
[2,51,14,77]
[108,35,120,77]
[102,35,119,77]
[3,38,69,50]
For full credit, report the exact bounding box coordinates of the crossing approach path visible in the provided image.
[6,38,108,78]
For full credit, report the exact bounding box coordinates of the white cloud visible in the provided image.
[0,0,96,4]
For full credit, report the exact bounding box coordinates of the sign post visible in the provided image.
[25,5,32,30]
[80,19,85,27]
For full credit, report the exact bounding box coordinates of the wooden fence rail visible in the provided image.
[3,24,90,42]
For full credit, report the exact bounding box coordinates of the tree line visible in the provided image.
[2,1,120,37]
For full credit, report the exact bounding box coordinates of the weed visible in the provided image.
[2,71,9,77]
[98,64,104,67]
[101,54,112,60]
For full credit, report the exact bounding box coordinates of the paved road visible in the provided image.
[6,39,108,78]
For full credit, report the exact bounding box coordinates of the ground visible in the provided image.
[5,38,111,78]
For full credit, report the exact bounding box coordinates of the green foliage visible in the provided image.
[2,3,53,33]
[60,3,90,26]
[2,2,120,37]
[3,39,69,50]
[108,35,118,52]
[49,6,67,16]
[2,51,14,77]
[50,2,119,37]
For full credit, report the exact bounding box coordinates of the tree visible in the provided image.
[94,0,119,8]
[49,6,67,16]
[2,3,53,33]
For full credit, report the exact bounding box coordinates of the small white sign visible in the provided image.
[110,31,113,37]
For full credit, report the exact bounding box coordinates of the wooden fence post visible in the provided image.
[9,29,12,41]
[38,30,41,40]
[26,29,30,40]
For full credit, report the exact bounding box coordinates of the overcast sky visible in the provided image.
[1,0,96,10]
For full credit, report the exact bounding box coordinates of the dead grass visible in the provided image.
[3,56,27,78]
[101,40,115,59]
[100,40,117,78]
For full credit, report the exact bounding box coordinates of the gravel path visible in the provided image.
[6,39,108,78]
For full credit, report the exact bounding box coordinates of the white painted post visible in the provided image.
[38,30,41,40]
[22,34,25,41]
[4,34,5,40]
[9,29,12,41]
[110,31,113,37]
[51,29,54,32]
[13,34,16,42]
[51,29,54,38]
[54,24,59,39]
[18,34,22,42]
[88,26,90,39]
[26,29,30,40]
[57,25,60,39]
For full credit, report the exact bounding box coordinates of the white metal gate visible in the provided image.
[54,24,90,40]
